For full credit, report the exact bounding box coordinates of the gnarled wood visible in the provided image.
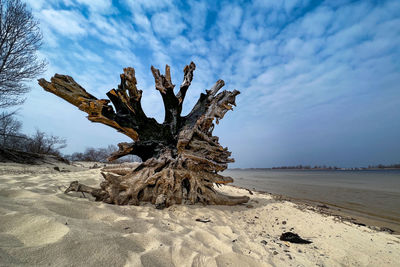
[39,62,249,208]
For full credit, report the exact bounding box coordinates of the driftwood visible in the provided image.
[38,62,249,207]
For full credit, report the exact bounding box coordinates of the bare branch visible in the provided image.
[38,74,140,141]
[0,0,46,108]
[151,65,175,95]
[206,79,225,97]
[38,70,167,143]
[107,142,134,161]
[150,65,181,128]
[176,61,196,108]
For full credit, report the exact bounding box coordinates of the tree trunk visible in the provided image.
[38,62,249,207]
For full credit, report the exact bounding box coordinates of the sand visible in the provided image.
[0,162,399,266]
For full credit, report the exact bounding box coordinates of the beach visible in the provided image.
[225,169,400,233]
[0,162,399,266]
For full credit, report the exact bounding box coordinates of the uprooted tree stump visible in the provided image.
[38,62,249,208]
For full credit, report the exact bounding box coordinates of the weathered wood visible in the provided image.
[39,62,249,207]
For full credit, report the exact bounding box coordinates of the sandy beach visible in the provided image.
[225,169,400,233]
[0,161,399,266]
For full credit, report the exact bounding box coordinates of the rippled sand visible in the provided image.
[0,162,399,266]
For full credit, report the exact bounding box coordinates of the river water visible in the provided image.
[223,169,400,231]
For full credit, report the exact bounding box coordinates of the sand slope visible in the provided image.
[0,163,399,266]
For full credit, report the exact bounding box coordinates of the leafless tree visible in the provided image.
[82,147,105,162]
[66,145,142,163]
[0,0,46,108]
[0,111,21,147]
[25,129,66,156]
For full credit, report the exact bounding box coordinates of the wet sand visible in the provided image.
[224,169,400,233]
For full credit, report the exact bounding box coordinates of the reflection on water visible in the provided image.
[223,169,400,228]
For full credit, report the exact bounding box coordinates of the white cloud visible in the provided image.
[105,48,142,70]
[151,12,186,38]
[219,4,242,28]
[39,9,87,36]
[253,0,283,9]
[240,17,269,42]
[284,0,302,13]
[170,36,192,52]
[298,7,333,37]
[75,0,113,13]
[89,15,138,47]
[123,0,173,12]
[24,0,46,10]
[185,0,207,34]
[133,13,152,31]
[72,47,103,63]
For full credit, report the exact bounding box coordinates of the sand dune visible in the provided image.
[0,162,399,266]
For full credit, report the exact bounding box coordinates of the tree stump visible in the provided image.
[38,62,249,207]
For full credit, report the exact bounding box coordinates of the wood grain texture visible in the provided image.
[38,62,249,207]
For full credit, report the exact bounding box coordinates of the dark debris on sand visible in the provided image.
[280,232,312,244]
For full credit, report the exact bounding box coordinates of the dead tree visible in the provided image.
[38,62,249,208]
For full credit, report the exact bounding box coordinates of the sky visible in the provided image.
[17,0,400,168]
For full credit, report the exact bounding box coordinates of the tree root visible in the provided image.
[65,152,249,208]
[41,62,249,207]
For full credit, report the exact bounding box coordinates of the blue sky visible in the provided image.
[19,0,400,168]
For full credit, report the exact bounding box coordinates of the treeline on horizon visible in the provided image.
[237,164,400,170]
[65,145,140,163]
[271,165,339,170]
[366,163,400,169]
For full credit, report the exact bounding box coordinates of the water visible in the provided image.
[223,169,400,231]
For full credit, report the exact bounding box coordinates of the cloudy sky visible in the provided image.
[20,0,400,168]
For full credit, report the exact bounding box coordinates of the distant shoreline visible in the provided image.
[224,168,400,234]
[229,167,400,171]
[231,184,399,234]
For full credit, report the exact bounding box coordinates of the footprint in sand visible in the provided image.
[2,214,69,246]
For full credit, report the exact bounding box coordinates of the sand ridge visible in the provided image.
[0,163,399,266]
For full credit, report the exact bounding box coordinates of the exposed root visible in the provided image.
[42,62,249,207]
[65,151,249,207]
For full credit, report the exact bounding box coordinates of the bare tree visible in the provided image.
[66,145,142,163]
[0,0,46,108]
[0,111,21,147]
[25,129,66,156]
[82,147,106,162]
